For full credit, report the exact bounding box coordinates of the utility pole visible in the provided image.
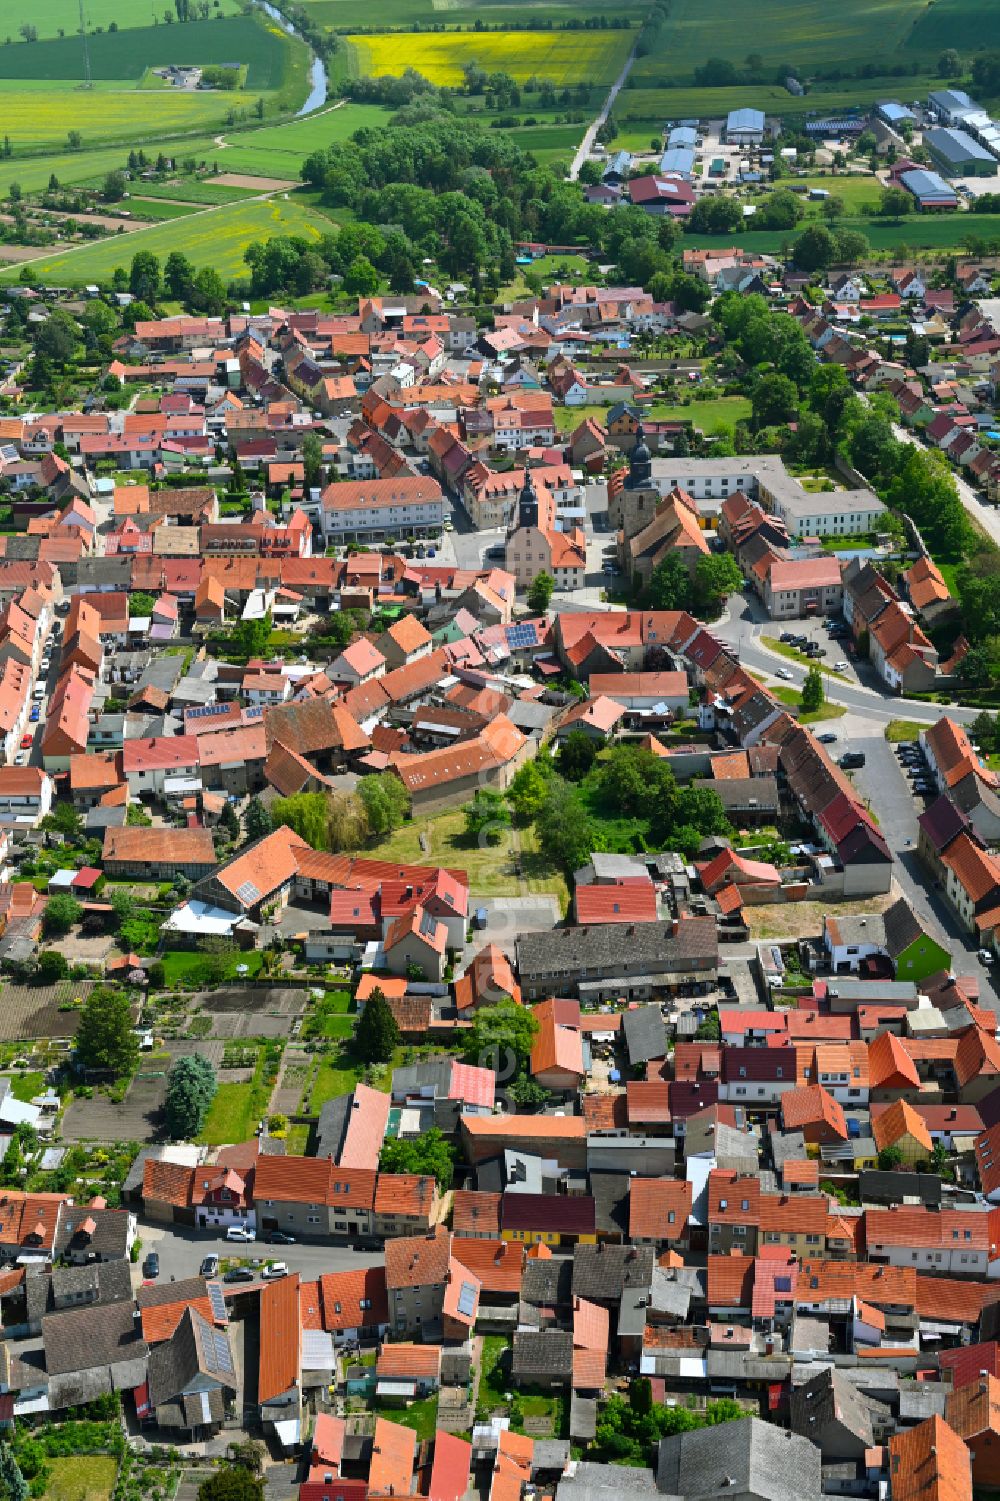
[78,0,92,89]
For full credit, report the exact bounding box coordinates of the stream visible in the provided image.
[258,0,329,116]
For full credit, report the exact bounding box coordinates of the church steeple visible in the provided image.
[518,468,539,529]
[627,420,652,490]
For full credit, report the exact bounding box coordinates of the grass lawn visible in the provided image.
[770,686,848,724]
[43,1457,117,1501]
[375,1396,439,1441]
[885,718,926,743]
[554,395,749,436]
[479,1335,511,1412]
[308,1055,365,1112]
[303,989,354,1040]
[199,1048,273,1146]
[349,809,567,906]
[158,949,263,988]
[761,637,849,679]
[9,1070,45,1102]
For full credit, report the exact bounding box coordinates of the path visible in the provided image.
[211,97,345,151]
[892,422,1000,550]
[569,46,636,181]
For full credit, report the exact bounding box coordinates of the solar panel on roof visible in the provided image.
[206,1280,228,1324]
[212,1330,234,1375]
[236,879,261,904]
[457,1281,477,1317]
[188,703,229,720]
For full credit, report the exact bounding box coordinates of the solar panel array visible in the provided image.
[236,879,261,904]
[506,623,536,648]
[206,1280,228,1324]
[188,703,231,720]
[201,1323,235,1377]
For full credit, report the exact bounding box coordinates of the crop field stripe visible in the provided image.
[0,194,338,283]
[346,29,632,86]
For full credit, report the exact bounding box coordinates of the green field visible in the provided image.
[554,395,750,434]
[303,0,646,29]
[126,197,201,220]
[681,212,1000,256]
[347,28,632,86]
[135,177,267,204]
[617,74,943,133]
[3,195,336,282]
[902,0,1000,56]
[0,17,292,88]
[2,0,243,42]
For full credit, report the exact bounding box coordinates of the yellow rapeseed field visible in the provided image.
[346,29,630,86]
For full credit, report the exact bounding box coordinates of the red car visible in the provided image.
[19,733,32,749]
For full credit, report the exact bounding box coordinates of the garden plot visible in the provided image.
[0,980,94,1041]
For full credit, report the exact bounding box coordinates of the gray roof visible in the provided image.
[556,1461,657,1501]
[925,125,995,166]
[727,108,765,131]
[590,1172,630,1237]
[50,1260,133,1308]
[43,1299,147,1378]
[694,777,779,813]
[147,1306,237,1411]
[827,913,886,950]
[882,896,925,959]
[532,1440,571,1475]
[900,169,956,201]
[521,1256,574,1309]
[512,1329,573,1380]
[622,1004,668,1065]
[53,1207,133,1261]
[517,918,717,987]
[657,1418,822,1501]
[648,1267,691,1321]
[572,1243,654,1301]
[315,1095,350,1161]
[898,1384,946,1421]
[789,1367,876,1450]
[391,1060,451,1100]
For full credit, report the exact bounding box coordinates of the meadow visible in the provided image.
[302,0,646,30]
[0,16,290,87]
[346,28,632,86]
[2,0,243,41]
[902,0,1000,57]
[635,0,927,78]
[682,212,1000,255]
[134,178,265,204]
[2,195,336,283]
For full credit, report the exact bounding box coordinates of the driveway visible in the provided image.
[465,895,562,953]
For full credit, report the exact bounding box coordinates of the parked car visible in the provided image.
[200,1254,219,1278]
[266,1231,296,1245]
[980,949,994,965]
[262,1262,288,1280]
[839,752,866,769]
[817,732,838,744]
[143,1252,159,1279]
[19,734,31,749]
[225,1225,255,1242]
[14,753,27,766]
[29,709,39,723]
[833,661,849,672]
[775,667,794,680]
[223,1267,255,1283]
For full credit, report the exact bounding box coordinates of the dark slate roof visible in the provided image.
[590,1173,631,1237]
[918,793,970,853]
[512,1329,573,1380]
[43,1299,147,1377]
[521,1255,574,1309]
[517,918,717,985]
[53,1208,133,1261]
[50,1260,133,1308]
[656,1417,822,1501]
[789,1366,876,1448]
[571,1243,654,1301]
[882,896,925,959]
[622,1005,668,1065]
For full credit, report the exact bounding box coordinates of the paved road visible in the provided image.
[569,47,637,181]
[136,1219,384,1286]
[716,592,980,726]
[892,422,1000,550]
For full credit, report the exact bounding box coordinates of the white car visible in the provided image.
[834,661,849,672]
[775,667,794,681]
[225,1224,255,1242]
[262,1261,288,1279]
[980,949,994,965]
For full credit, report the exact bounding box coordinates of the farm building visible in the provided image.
[667,125,698,150]
[900,168,959,211]
[627,175,696,217]
[876,101,916,128]
[927,89,979,126]
[725,108,765,145]
[659,147,695,179]
[924,126,997,177]
[602,151,632,186]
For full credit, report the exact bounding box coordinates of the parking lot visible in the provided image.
[772,613,858,682]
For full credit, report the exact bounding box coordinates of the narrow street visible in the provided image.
[569,47,637,181]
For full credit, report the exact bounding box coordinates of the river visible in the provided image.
[258,0,329,116]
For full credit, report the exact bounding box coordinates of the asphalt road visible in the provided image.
[892,422,1000,551]
[136,1220,384,1287]
[715,592,981,726]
